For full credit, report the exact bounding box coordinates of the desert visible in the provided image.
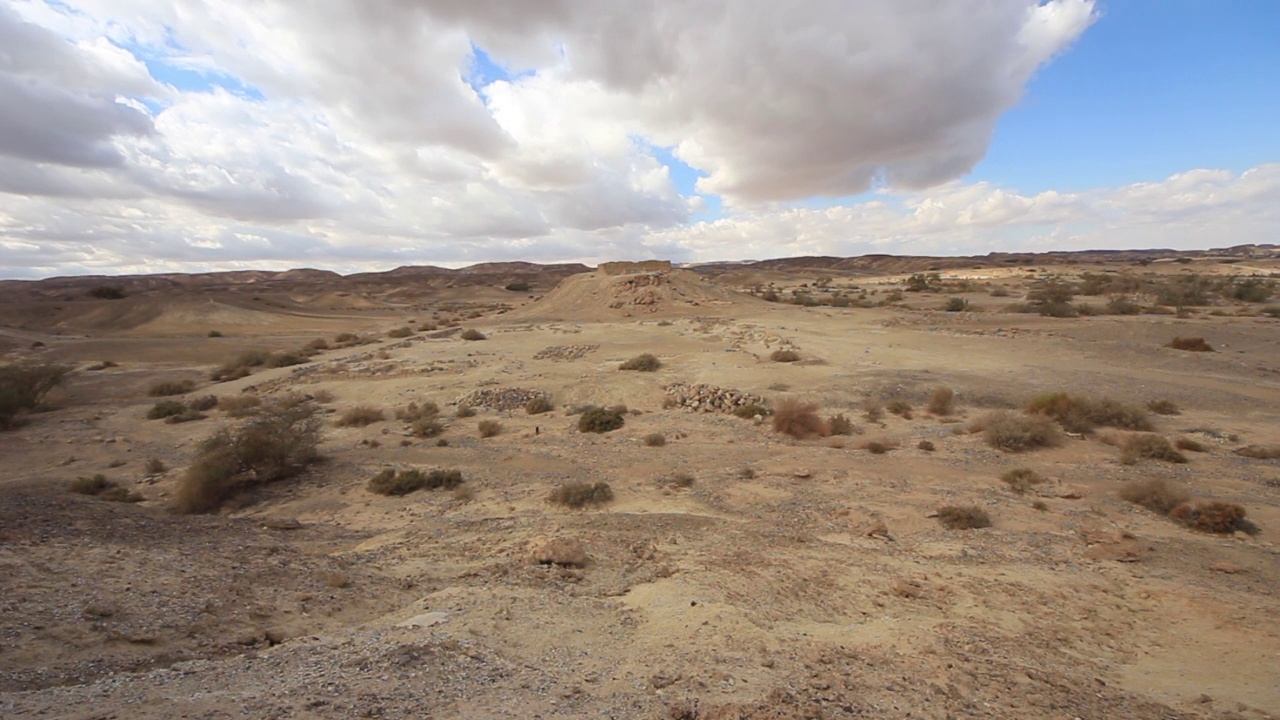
[2,251,1278,719]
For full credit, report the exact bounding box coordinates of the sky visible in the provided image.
[0,0,1277,279]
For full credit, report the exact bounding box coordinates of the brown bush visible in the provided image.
[770,349,800,363]
[1120,433,1187,465]
[858,438,897,454]
[145,457,167,474]
[578,407,625,433]
[148,379,195,397]
[1146,399,1181,415]
[643,433,666,447]
[862,399,884,423]
[387,327,414,338]
[937,505,991,530]
[188,395,218,412]
[975,411,1063,452]
[619,353,662,371]
[335,405,385,428]
[146,400,186,420]
[1119,478,1190,514]
[164,409,207,424]
[525,396,554,415]
[926,387,955,416]
[454,404,476,418]
[1001,468,1045,494]
[1166,336,1214,352]
[1025,392,1152,433]
[460,329,486,341]
[1234,445,1280,460]
[827,413,854,436]
[477,419,502,438]
[396,401,439,422]
[219,395,262,417]
[886,399,913,418]
[1174,437,1207,452]
[732,403,770,419]
[367,467,463,496]
[771,398,828,439]
[1169,501,1250,534]
[917,440,936,452]
[550,481,614,508]
[69,474,114,495]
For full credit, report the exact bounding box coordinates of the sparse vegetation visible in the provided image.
[937,505,991,530]
[207,330,223,338]
[733,403,770,419]
[148,379,196,397]
[87,285,126,300]
[146,399,186,420]
[917,440,936,452]
[460,329,486,341]
[1146,399,1180,415]
[886,399,913,418]
[335,405,385,428]
[926,387,955,416]
[1234,445,1280,460]
[1166,336,1214,352]
[1001,468,1046,494]
[1120,433,1187,464]
[367,467,463,496]
[1174,437,1207,452]
[477,419,503,438]
[505,280,531,292]
[943,297,968,312]
[1169,501,1252,534]
[455,404,476,418]
[862,399,884,423]
[770,349,801,363]
[578,406,625,433]
[1120,478,1190,514]
[859,439,896,454]
[620,353,662,371]
[643,433,666,447]
[664,472,695,488]
[218,395,262,417]
[975,411,1063,452]
[771,398,827,439]
[387,326,414,338]
[1024,392,1152,433]
[525,396,554,414]
[189,395,218,411]
[550,481,614,508]
[69,474,142,502]
[144,457,167,474]
[827,413,854,436]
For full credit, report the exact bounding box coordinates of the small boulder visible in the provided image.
[526,537,588,567]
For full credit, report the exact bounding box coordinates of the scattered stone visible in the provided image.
[398,612,450,628]
[1208,561,1245,574]
[261,517,303,530]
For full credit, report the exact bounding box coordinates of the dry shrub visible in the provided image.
[937,505,991,530]
[770,349,800,363]
[1174,437,1207,452]
[733,403,770,419]
[886,399,913,418]
[1167,336,1214,352]
[264,351,306,368]
[460,329,486,341]
[335,405,385,427]
[619,353,662,371]
[862,399,884,423]
[1025,392,1152,433]
[333,332,359,344]
[578,407,625,433]
[771,398,828,439]
[173,396,322,514]
[1001,468,1046,494]
[858,438,897,454]
[367,468,463,496]
[387,327,414,338]
[976,411,1063,452]
[525,396,554,415]
[1146,399,1181,415]
[148,379,195,397]
[643,433,666,447]
[827,413,854,436]
[305,338,329,352]
[98,486,145,503]
[927,387,955,416]
[210,350,268,382]
[477,419,502,438]
[550,481,614,507]
[1119,478,1190,514]
[917,440,936,452]
[1169,501,1251,534]
[219,395,261,417]
[188,395,218,411]
[146,400,186,420]
[69,474,114,495]
[454,404,476,418]
[1031,500,1049,511]
[164,409,207,424]
[1234,445,1280,460]
[1120,433,1188,465]
[144,457,167,474]
[396,401,439,422]
[662,472,695,489]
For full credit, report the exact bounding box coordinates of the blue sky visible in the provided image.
[974,0,1280,193]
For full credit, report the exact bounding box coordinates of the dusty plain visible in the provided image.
[1,252,1278,719]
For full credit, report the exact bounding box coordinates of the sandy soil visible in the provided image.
[2,262,1278,719]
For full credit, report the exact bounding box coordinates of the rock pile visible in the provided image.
[456,387,550,411]
[533,345,598,361]
[663,383,765,414]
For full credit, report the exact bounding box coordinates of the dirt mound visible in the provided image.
[513,269,763,320]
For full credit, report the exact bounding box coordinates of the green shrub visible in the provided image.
[478,419,502,438]
[770,349,800,363]
[1120,434,1187,465]
[619,353,662,371]
[525,396,554,415]
[460,329,486,341]
[550,481,614,508]
[937,505,991,530]
[335,405,385,427]
[976,411,1063,452]
[148,379,196,397]
[578,407,624,433]
[505,280,531,292]
[367,467,463,496]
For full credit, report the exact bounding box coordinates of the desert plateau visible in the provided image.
[2,251,1278,719]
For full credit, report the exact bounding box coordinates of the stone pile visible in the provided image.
[456,387,550,411]
[663,383,765,414]
[533,345,599,361]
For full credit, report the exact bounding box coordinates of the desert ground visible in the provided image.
[1,252,1278,719]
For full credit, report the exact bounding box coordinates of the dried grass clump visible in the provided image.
[146,399,186,420]
[145,457,167,474]
[619,353,662,371]
[827,413,854,436]
[334,405,385,428]
[1024,392,1152,433]
[917,440,936,452]
[148,379,195,397]
[387,326,414,338]
[460,329,486,341]
[858,438,897,454]
[396,401,439,422]
[937,505,991,530]
[1001,468,1046,494]
[477,419,503,438]
[69,473,114,495]
[1234,445,1280,460]
[975,411,1063,452]
[1119,478,1190,515]
[578,407,625,433]
[1120,433,1188,465]
[1169,501,1252,534]
[1174,437,1207,452]
[1166,336,1214,352]
[886,399,913,418]
[550,481,614,508]
[525,396,554,415]
[732,403,770,419]
[1146,399,1181,415]
[926,387,955,416]
[367,467,463,496]
[770,349,801,363]
[188,395,218,411]
[210,349,268,382]
[862,399,885,423]
[219,395,262,417]
[662,472,695,488]
[771,398,828,439]
[455,404,476,418]
[643,433,666,447]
